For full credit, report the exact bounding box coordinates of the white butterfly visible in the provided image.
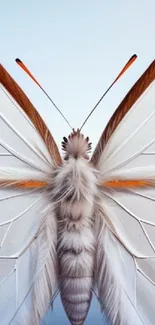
[0,56,155,325]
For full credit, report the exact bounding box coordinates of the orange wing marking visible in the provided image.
[0,180,48,189]
[101,179,154,189]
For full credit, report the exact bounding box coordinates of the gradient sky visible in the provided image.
[1,1,155,324]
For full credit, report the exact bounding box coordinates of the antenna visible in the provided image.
[80,54,137,130]
[15,58,72,129]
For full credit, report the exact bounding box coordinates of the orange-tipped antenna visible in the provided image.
[113,55,137,83]
[15,58,72,129]
[80,54,137,130]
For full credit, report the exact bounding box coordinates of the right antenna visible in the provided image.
[80,54,137,130]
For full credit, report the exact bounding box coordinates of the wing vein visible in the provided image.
[0,264,16,285]
[0,85,53,167]
[136,267,155,286]
[0,195,42,226]
[103,191,141,222]
[0,139,48,175]
[0,85,35,129]
[0,189,38,202]
[0,222,12,249]
[125,189,155,202]
[0,115,51,171]
[140,222,155,253]
[102,106,155,169]
[103,137,155,175]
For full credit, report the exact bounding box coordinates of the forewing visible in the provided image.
[91,60,155,169]
[0,65,59,325]
[92,61,155,324]
[0,64,62,168]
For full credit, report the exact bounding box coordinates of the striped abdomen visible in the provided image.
[51,157,98,324]
[57,201,95,325]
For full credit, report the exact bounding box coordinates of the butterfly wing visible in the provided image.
[0,65,61,325]
[91,61,155,325]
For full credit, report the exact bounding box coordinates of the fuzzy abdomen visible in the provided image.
[58,217,95,325]
[51,157,98,324]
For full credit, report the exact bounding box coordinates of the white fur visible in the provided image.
[49,157,97,325]
[65,133,90,160]
[28,154,132,325]
[29,152,132,325]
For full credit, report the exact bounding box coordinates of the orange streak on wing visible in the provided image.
[0,180,48,189]
[101,180,153,188]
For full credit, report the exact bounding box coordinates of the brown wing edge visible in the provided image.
[91,60,155,166]
[0,64,62,166]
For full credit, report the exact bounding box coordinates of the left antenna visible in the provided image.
[15,58,72,129]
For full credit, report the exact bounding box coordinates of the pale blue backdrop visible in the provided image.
[1,1,155,324]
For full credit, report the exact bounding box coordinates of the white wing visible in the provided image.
[0,65,61,325]
[92,61,155,325]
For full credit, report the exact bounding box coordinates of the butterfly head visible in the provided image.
[62,129,92,160]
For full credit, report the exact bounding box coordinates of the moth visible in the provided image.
[0,55,155,325]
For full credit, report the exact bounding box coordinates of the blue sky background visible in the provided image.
[1,1,155,324]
